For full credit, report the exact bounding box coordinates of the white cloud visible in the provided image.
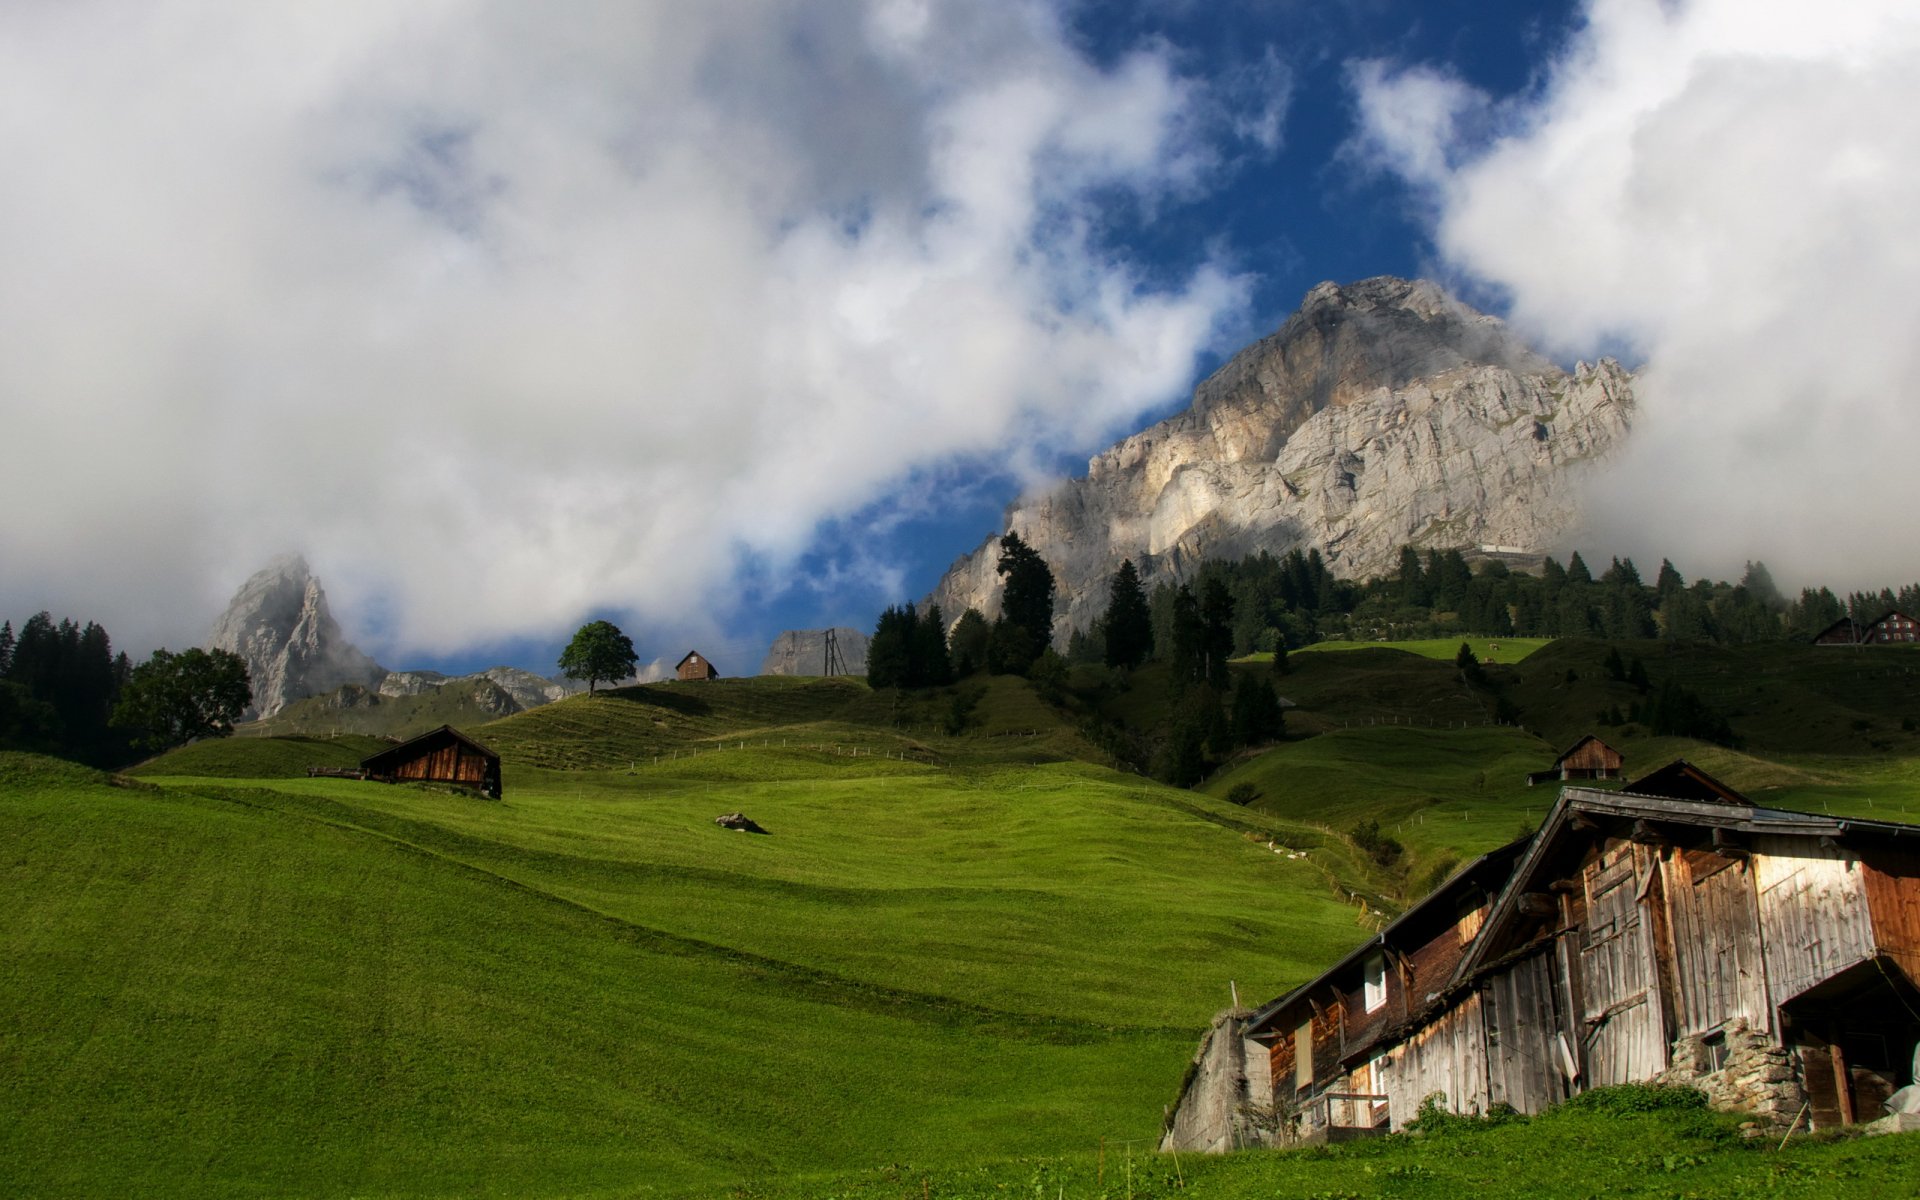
[1349,0,1920,588]
[0,0,1246,656]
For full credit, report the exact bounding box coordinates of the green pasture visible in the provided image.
[737,1092,1920,1199]
[4,732,1378,1197]
[1281,635,1553,664]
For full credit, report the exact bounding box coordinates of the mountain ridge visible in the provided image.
[925,276,1634,637]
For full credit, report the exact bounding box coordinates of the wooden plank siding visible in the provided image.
[1483,948,1570,1112]
[1861,846,1920,985]
[1576,840,1669,1085]
[1753,836,1876,1005]
[1380,993,1487,1120]
[1662,847,1771,1036]
[388,741,490,786]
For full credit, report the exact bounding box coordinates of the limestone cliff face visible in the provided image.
[759,628,870,676]
[208,555,386,718]
[925,277,1635,638]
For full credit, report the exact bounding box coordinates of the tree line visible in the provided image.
[1,612,252,765]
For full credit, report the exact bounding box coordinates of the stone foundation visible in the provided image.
[1654,1020,1807,1128]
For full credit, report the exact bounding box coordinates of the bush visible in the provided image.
[1406,1092,1525,1136]
[1559,1083,1706,1116]
[1225,782,1259,806]
[1349,818,1403,868]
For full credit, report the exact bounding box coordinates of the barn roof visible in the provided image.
[360,724,500,772]
[1450,764,1920,989]
[1245,760,1920,1052]
[1244,834,1533,1038]
[1552,733,1621,769]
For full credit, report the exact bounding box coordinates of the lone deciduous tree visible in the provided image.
[110,647,252,751]
[559,620,638,695]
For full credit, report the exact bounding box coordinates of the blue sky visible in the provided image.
[3,1,1916,680]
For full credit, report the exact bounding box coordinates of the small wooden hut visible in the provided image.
[360,725,502,798]
[1526,734,1623,786]
[1813,611,1920,646]
[676,650,719,681]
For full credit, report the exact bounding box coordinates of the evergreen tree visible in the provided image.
[0,620,12,678]
[948,608,991,677]
[986,615,1039,677]
[996,532,1056,660]
[1740,561,1784,610]
[1102,559,1153,670]
[1231,676,1285,747]
[1655,559,1685,601]
[1166,584,1204,689]
[1395,546,1427,607]
[1566,551,1594,586]
[866,605,914,689]
[1200,577,1236,687]
[913,604,952,686]
[1270,640,1290,676]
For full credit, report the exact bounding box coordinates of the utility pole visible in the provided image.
[823,628,847,677]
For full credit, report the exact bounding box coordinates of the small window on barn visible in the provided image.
[1363,952,1388,1014]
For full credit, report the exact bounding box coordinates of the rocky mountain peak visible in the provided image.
[926,277,1634,638]
[208,555,385,718]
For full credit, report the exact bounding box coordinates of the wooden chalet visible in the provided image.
[1527,734,1623,786]
[1167,761,1920,1148]
[360,725,502,798]
[1813,610,1920,646]
[676,650,719,682]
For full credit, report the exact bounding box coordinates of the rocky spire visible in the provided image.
[208,555,386,718]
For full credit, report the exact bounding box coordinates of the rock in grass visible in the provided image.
[714,812,768,834]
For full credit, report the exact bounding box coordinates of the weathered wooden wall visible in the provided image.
[390,742,490,786]
[1483,948,1569,1112]
[1662,848,1770,1036]
[1577,841,1668,1086]
[1753,836,1876,1004]
[1379,992,1486,1124]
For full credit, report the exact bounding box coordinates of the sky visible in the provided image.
[3,1,1917,680]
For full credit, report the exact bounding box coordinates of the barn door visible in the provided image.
[1578,846,1667,1086]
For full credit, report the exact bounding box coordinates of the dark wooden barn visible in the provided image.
[1527,734,1624,786]
[360,725,502,798]
[676,650,719,681]
[1166,761,1920,1149]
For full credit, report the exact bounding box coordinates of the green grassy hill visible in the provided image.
[11,637,1920,1197]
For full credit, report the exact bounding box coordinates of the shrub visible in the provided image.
[1560,1083,1707,1116]
[1225,782,1259,806]
[1349,818,1403,868]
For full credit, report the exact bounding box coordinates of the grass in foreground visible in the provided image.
[730,1088,1920,1199]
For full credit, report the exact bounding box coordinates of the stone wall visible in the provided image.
[1654,1020,1807,1129]
[1160,1010,1275,1154]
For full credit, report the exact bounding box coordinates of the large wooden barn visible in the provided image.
[1164,762,1920,1149]
[360,725,502,798]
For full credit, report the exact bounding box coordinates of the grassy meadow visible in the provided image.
[7,639,1920,1197]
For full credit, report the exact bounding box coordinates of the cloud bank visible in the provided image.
[0,1,1253,655]
[1350,0,1920,587]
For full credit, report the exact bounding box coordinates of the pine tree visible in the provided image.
[948,608,991,678]
[914,605,952,686]
[1200,577,1235,687]
[1231,676,1285,746]
[1167,584,1204,689]
[1102,559,1153,670]
[866,605,914,689]
[997,533,1055,641]
[0,620,12,678]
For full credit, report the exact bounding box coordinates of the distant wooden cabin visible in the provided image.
[1165,761,1920,1149]
[360,725,502,798]
[1813,610,1920,646]
[676,650,719,681]
[1527,734,1623,786]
